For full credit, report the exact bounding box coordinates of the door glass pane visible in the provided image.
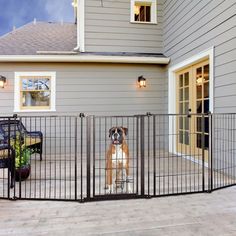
[184,102,189,113]
[197,134,201,149]
[180,103,183,114]
[204,64,209,81]
[179,74,183,87]
[197,101,202,113]
[179,131,183,144]
[179,88,183,101]
[184,72,189,86]
[184,87,189,100]
[205,135,209,149]
[197,117,202,132]
[184,131,189,145]
[204,82,209,98]
[204,99,209,113]
[204,117,209,133]
[179,117,183,129]
[196,85,202,99]
[184,117,189,130]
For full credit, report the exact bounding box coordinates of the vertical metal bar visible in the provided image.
[80,114,84,202]
[140,116,145,197]
[201,114,205,192]
[208,113,213,192]
[74,117,78,200]
[153,115,156,196]
[92,116,96,197]
[136,116,139,195]
[147,115,150,196]
[86,116,91,200]
[7,117,11,199]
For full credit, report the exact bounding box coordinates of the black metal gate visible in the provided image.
[0,113,236,202]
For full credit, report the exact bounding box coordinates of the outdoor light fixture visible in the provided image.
[138,76,146,88]
[0,76,6,88]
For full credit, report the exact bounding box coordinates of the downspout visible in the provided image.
[74,0,85,52]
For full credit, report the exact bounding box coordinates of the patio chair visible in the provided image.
[0,119,43,161]
[0,144,15,188]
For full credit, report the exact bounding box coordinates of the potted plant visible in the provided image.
[10,133,31,181]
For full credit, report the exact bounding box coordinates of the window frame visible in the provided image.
[14,72,56,112]
[130,0,157,24]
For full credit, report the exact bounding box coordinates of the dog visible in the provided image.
[105,127,132,194]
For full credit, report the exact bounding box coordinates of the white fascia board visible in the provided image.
[0,55,170,64]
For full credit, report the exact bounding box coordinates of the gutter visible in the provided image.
[0,55,170,64]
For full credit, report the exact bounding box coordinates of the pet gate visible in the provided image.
[0,113,236,202]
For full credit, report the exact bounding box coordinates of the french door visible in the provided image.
[176,60,210,160]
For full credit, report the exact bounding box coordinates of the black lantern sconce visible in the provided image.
[0,76,6,88]
[138,76,146,88]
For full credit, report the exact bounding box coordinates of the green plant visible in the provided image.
[10,133,31,168]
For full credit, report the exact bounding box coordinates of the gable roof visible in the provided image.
[0,22,77,55]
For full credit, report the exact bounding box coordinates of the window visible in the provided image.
[131,0,157,24]
[14,72,56,112]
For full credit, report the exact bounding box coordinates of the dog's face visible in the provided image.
[109,127,128,145]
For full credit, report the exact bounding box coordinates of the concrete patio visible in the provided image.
[0,186,236,236]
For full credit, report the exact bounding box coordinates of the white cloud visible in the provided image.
[43,0,74,22]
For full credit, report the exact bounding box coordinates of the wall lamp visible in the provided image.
[138,76,146,88]
[0,76,6,88]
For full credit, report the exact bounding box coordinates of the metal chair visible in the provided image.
[0,119,43,161]
[0,144,15,188]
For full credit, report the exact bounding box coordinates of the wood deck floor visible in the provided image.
[1,153,234,200]
[0,186,236,235]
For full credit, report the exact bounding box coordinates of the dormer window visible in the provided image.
[131,0,157,24]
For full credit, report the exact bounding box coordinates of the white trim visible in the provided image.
[14,72,56,113]
[130,0,157,24]
[0,55,170,64]
[76,0,85,52]
[168,47,215,154]
[175,153,209,168]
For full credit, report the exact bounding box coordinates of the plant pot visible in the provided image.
[15,165,31,182]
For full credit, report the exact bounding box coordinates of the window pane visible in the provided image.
[27,79,34,90]
[146,6,151,22]
[22,79,28,90]
[38,78,50,90]
[22,91,50,107]
[134,3,151,22]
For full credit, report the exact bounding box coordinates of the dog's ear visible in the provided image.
[109,127,114,137]
[122,127,128,136]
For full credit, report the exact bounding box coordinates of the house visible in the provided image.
[0,0,235,116]
[0,0,235,200]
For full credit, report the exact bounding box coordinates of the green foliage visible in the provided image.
[10,133,31,168]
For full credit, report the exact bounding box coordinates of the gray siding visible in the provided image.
[85,0,164,53]
[0,62,167,116]
[163,0,236,112]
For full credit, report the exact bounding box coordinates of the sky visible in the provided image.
[0,0,75,36]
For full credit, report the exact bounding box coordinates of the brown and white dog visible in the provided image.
[105,127,132,193]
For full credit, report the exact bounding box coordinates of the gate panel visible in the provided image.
[89,115,139,199]
[151,114,208,196]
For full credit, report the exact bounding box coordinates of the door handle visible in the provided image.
[188,108,192,118]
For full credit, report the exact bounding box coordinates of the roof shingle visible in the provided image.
[0,22,77,55]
